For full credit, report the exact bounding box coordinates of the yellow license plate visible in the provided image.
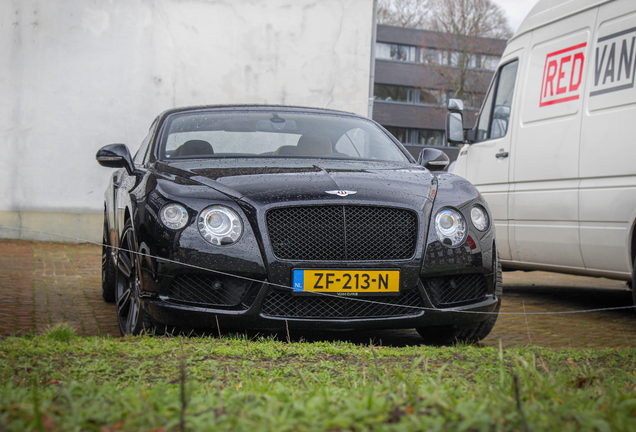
[293,269,400,295]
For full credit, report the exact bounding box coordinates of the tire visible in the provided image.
[101,213,116,303]
[416,252,503,346]
[115,220,154,336]
[631,255,636,310]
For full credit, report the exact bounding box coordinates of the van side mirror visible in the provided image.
[446,112,464,144]
[446,98,465,145]
[447,98,464,111]
[418,148,450,171]
[96,143,135,175]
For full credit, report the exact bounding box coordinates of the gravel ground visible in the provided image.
[1,240,634,348]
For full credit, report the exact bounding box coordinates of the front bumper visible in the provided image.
[143,282,498,332]
[138,191,498,332]
[139,237,499,332]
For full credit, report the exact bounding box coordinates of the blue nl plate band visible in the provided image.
[293,269,304,292]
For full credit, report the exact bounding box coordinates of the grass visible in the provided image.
[1,326,636,431]
[43,323,77,343]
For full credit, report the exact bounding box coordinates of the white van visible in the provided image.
[450,0,636,299]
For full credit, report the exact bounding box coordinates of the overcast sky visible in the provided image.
[491,0,540,33]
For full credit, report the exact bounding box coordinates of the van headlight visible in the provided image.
[198,205,243,245]
[435,208,467,247]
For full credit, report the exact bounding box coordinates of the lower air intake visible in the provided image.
[169,274,251,307]
[261,289,423,319]
[422,273,488,307]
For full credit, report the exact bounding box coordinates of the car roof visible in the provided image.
[157,104,369,121]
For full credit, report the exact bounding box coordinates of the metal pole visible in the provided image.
[368,0,378,118]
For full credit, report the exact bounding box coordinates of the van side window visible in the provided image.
[475,60,519,142]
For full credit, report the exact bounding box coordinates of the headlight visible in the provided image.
[198,205,243,245]
[470,205,489,231]
[160,203,189,230]
[435,208,467,247]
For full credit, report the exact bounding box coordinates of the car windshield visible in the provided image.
[158,111,409,162]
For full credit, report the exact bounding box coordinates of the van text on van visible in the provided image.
[540,42,586,107]
[590,26,636,97]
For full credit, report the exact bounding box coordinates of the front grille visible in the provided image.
[261,289,423,319]
[422,274,488,307]
[169,274,251,306]
[267,206,418,261]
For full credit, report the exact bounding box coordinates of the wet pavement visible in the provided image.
[1,239,634,349]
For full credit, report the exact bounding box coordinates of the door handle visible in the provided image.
[495,151,509,159]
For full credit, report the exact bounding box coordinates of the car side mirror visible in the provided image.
[96,143,135,175]
[418,148,450,172]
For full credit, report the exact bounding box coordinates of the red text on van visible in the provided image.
[540,42,587,107]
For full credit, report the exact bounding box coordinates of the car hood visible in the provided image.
[155,159,434,208]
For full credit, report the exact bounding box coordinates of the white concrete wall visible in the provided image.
[0,0,375,242]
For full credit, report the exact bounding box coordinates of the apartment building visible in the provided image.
[372,25,507,160]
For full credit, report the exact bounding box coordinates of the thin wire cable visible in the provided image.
[1,225,634,316]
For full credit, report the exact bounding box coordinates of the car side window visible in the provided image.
[475,60,518,142]
[134,119,159,166]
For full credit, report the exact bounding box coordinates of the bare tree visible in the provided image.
[422,0,511,103]
[376,0,511,127]
[376,0,512,103]
[377,0,511,38]
[426,0,512,39]
[377,0,430,29]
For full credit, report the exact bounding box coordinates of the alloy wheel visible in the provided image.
[116,224,141,335]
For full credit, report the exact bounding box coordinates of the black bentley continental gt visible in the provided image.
[96,105,501,345]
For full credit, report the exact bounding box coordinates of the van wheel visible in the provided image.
[416,253,502,346]
[101,212,116,303]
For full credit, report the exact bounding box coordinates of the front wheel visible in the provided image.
[115,220,153,336]
[416,253,503,346]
